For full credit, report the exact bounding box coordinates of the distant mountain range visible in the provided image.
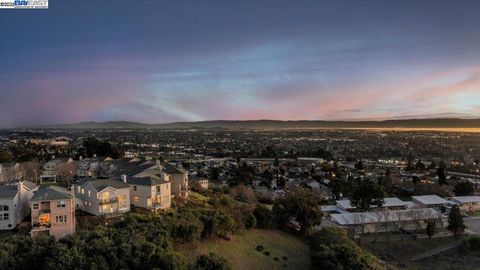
[25,118,480,130]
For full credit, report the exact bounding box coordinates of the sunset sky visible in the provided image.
[1,0,479,127]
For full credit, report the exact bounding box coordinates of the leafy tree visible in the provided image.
[310,227,380,270]
[193,253,231,270]
[454,181,474,196]
[0,150,12,163]
[350,180,386,211]
[229,184,256,205]
[253,205,273,229]
[448,205,466,237]
[273,188,323,235]
[82,137,120,158]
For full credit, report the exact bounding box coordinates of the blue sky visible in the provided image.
[0,0,479,127]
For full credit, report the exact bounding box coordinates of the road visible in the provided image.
[464,217,480,235]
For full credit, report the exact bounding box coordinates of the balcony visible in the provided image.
[99,197,119,205]
[32,221,51,232]
[39,209,51,214]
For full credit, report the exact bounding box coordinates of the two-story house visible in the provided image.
[40,158,75,183]
[30,186,75,239]
[0,181,39,230]
[75,178,130,216]
[0,162,22,183]
[163,164,189,198]
[127,165,172,211]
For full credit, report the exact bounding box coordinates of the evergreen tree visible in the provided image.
[448,205,466,237]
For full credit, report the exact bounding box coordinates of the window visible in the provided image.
[57,200,66,208]
[0,213,9,221]
[33,204,39,210]
[156,186,160,193]
[133,186,137,191]
[55,215,67,223]
[77,186,81,192]
[0,205,8,211]
[88,190,91,197]
[81,188,85,194]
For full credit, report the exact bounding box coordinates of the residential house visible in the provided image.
[331,208,446,235]
[30,186,75,239]
[190,176,209,191]
[75,178,130,216]
[76,157,113,178]
[411,195,449,211]
[336,197,410,213]
[448,196,480,213]
[127,165,172,211]
[0,162,22,183]
[40,158,75,183]
[163,164,189,198]
[0,181,39,230]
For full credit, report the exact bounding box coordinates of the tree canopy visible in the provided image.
[350,180,386,211]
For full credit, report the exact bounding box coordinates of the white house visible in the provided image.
[0,181,38,230]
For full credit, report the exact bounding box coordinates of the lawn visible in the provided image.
[190,191,209,202]
[363,236,461,269]
[177,229,311,270]
[469,211,480,217]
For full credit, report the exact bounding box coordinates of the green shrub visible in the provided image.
[468,236,480,251]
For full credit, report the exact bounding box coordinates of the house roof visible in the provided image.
[411,195,448,205]
[78,178,129,192]
[336,197,409,210]
[336,200,355,210]
[331,208,443,225]
[31,187,71,202]
[383,197,410,207]
[0,185,18,199]
[163,164,187,174]
[450,196,480,204]
[128,176,169,186]
[22,180,38,190]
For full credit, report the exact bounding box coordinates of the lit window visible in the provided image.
[55,215,67,223]
[81,188,85,194]
[88,190,91,197]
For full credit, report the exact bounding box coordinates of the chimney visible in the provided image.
[121,174,127,183]
[71,185,76,233]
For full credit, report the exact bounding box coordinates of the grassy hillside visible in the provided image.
[177,229,311,270]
